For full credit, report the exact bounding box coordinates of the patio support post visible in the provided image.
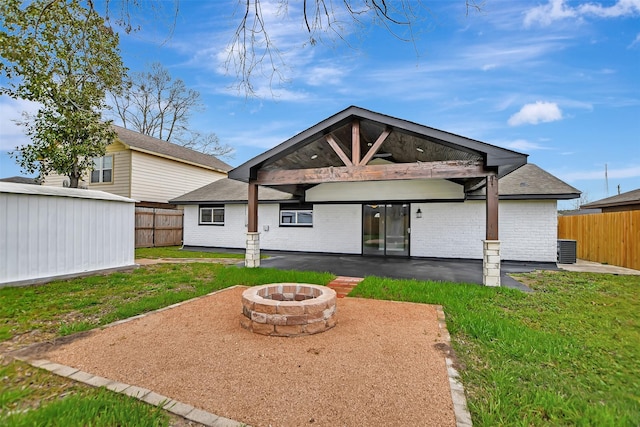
[246,181,260,268]
[483,174,500,286]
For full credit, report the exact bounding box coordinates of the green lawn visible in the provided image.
[0,264,332,426]
[134,245,245,259]
[1,264,638,426]
[1,360,169,427]
[351,271,640,426]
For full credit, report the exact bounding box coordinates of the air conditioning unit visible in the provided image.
[557,239,577,264]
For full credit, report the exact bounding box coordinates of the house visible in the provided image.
[0,176,40,185]
[580,188,640,212]
[43,125,232,207]
[171,106,580,286]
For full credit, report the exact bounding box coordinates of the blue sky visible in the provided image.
[1,0,639,208]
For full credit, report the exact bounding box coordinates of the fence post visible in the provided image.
[152,208,156,248]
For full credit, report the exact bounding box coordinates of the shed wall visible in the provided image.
[0,190,135,285]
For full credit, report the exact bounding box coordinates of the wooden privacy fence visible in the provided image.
[135,207,183,248]
[558,210,639,271]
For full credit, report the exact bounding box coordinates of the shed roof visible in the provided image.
[170,178,296,204]
[580,188,640,209]
[229,106,528,185]
[113,125,232,173]
[0,182,135,202]
[467,164,580,200]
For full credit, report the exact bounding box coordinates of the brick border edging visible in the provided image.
[436,305,473,427]
[13,285,249,427]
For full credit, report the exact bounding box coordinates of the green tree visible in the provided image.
[0,0,126,187]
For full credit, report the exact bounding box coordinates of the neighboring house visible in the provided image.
[172,106,580,274]
[580,188,640,212]
[43,125,232,206]
[558,208,602,216]
[0,176,40,185]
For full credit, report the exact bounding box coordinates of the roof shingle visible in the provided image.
[581,188,640,209]
[468,164,580,199]
[113,125,232,173]
[170,178,296,204]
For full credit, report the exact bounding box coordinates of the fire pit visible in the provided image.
[240,284,337,337]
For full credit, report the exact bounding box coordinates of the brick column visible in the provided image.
[483,240,501,287]
[245,232,260,268]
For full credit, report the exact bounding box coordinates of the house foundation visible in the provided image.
[245,232,261,268]
[483,240,501,287]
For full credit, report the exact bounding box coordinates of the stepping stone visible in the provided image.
[326,276,363,298]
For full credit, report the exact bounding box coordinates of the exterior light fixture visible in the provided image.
[416,208,422,219]
[311,154,318,160]
[416,147,424,152]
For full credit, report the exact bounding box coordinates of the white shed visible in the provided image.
[0,182,136,287]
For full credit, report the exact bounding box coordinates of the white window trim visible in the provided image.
[199,206,225,226]
[91,155,113,184]
[279,208,313,227]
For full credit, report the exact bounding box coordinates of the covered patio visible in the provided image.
[228,106,528,286]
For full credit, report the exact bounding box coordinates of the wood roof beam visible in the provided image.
[352,119,361,165]
[256,160,488,185]
[361,126,392,165]
[325,134,353,167]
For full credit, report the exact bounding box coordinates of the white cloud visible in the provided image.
[504,139,551,151]
[220,119,303,150]
[524,0,577,27]
[305,66,346,86]
[0,98,41,151]
[629,33,640,48]
[525,0,640,27]
[560,165,640,181]
[508,101,563,126]
[578,0,640,18]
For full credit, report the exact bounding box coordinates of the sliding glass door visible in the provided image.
[362,204,409,256]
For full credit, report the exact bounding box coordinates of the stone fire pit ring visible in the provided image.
[241,283,337,337]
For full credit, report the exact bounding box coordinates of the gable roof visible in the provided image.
[0,182,135,203]
[228,106,528,184]
[467,164,580,200]
[113,125,232,173]
[170,178,296,204]
[581,188,640,209]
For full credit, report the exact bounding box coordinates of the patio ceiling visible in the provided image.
[262,120,483,171]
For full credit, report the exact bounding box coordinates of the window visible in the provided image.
[280,204,313,226]
[199,205,224,225]
[91,155,113,183]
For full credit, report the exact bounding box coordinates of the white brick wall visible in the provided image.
[183,199,558,262]
[182,203,362,254]
[410,200,558,262]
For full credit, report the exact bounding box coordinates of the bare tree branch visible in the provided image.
[109,62,234,159]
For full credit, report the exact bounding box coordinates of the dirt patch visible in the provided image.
[39,287,456,427]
